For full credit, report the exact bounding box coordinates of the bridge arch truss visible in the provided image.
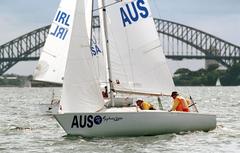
[0,16,239,74]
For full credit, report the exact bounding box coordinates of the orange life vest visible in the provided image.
[175,96,190,112]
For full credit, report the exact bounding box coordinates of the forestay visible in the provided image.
[60,0,105,113]
[99,0,175,94]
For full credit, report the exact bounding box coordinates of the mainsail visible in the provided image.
[60,0,105,113]
[33,0,76,84]
[99,0,175,94]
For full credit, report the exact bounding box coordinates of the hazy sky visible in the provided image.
[0,0,239,75]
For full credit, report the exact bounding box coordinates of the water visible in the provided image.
[0,87,239,153]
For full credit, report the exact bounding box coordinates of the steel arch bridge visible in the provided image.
[0,16,240,74]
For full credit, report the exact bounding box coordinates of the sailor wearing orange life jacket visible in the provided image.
[169,91,190,112]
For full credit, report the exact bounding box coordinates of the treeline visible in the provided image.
[1,63,240,87]
[173,63,240,86]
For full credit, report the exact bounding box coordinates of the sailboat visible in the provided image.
[32,0,73,113]
[216,78,221,86]
[33,0,103,113]
[50,0,216,137]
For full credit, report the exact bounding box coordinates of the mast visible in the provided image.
[101,0,115,106]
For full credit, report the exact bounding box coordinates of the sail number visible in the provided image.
[71,115,123,128]
[120,0,149,27]
[71,115,102,128]
[91,36,102,56]
[50,10,70,40]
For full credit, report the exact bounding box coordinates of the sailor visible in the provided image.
[169,91,190,112]
[102,86,108,98]
[136,98,156,110]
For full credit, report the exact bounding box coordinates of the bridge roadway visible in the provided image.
[0,16,240,74]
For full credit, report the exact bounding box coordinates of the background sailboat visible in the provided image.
[53,0,216,137]
[216,78,221,86]
[33,0,105,113]
[33,0,78,114]
[33,0,75,84]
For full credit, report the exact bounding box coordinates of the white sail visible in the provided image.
[33,0,76,84]
[99,0,175,94]
[60,0,105,113]
[91,28,108,87]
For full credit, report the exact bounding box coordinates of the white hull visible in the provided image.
[54,109,216,137]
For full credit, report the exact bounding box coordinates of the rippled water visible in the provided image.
[0,87,239,153]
